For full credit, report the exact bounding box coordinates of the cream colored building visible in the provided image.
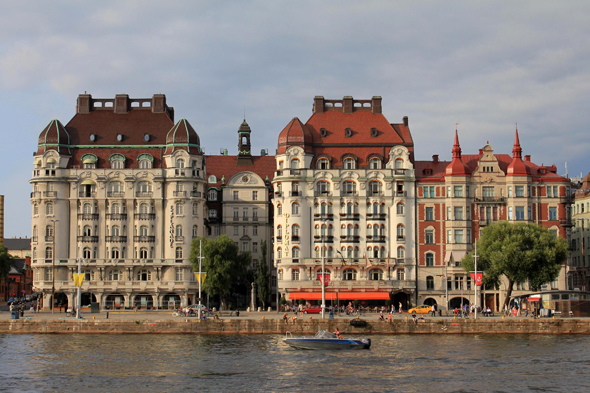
[30,94,206,310]
[569,173,590,291]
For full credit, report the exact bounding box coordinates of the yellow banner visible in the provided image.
[72,274,85,287]
[194,273,207,284]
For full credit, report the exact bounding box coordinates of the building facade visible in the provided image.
[415,130,572,311]
[30,94,206,310]
[569,173,590,291]
[273,96,417,309]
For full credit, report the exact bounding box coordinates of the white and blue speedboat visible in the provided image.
[283,330,371,350]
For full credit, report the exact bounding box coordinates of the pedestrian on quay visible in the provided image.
[292,312,297,324]
[399,302,402,313]
[431,304,436,317]
[283,313,288,323]
[387,312,392,323]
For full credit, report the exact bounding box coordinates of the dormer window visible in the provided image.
[371,128,378,137]
[320,128,327,137]
[117,134,123,142]
[317,158,329,170]
[345,128,353,138]
[89,133,96,142]
[144,133,150,142]
[109,153,126,169]
[369,158,381,169]
[343,158,355,169]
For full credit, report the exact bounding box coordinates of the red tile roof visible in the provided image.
[205,155,276,188]
[277,117,314,154]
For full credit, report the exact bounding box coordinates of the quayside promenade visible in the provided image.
[1,309,590,335]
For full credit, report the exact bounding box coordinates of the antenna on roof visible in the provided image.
[455,123,459,131]
[244,106,246,121]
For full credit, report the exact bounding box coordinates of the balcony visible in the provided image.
[314,190,332,197]
[394,169,407,176]
[252,216,259,222]
[560,195,573,204]
[366,213,386,221]
[369,190,383,196]
[396,190,407,197]
[106,236,127,243]
[134,236,155,243]
[478,219,496,226]
[78,235,99,243]
[135,191,153,198]
[43,191,57,198]
[560,218,573,227]
[107,191,125,198]
[292,235,300,242]
[78,213,99,220]
[191,191,202,198]
[339,213,360,221]
[242,217,249,221]
[313,235,334,243]
[340,235,360,243]
[474,196,506,203]
[274,191,283,197]
[342,190,358,196]
[106,213,127,220]
[78,191,97,198]
[313,213,334,220]
[134,213,155,220]
[30,191,41,199]
[173,191,187,198]
[45,235,54,242]
[175,235,184,242]
[289,191,301,197]
[367,235,386,243]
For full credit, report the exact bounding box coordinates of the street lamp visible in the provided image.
[49,219,59,314]
[320,217,333,319]
[194,239,206,319]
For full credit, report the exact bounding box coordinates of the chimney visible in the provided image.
[313,96,324,114]
[343,96,353,114]
[152,94,166,113]
[77,94,92,114]
[524,155,531,162]
[403,116,409,127]
[371,96,382,114]
[432,155,439,163]
[114,94,129,114]
[479,148,484,156]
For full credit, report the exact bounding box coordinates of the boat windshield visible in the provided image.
[315,330,337,339]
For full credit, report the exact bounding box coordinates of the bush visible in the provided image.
[385,299,392,307]
[298,299,306,305]
[279,297,287,305]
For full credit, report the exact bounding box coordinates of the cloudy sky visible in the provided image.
[1,1,589,237]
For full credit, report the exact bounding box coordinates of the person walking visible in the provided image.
[431,304,436,317]
[398,302,402,313]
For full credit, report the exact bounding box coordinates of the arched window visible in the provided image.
[278,269,283,280]
[321,203,327,215]
[139,225,148,236]
[292,247,300,258]
[314,225,320,237]
[342,269,357,280]
[347,202,353,215]
[369,181,382,194]
[426,253,434,267]
[397,246,405,259]
[290,158,299,169]
[315,246,320,258]
[192,203,199,216]
[176,247,183,259]
[83,247,91,259]
[369,158,381,169]
[137,269,151,281]
[83,203,92,214]
[426,276,434,290]
[395,158,404,169]
[139,247,148,259]
[373,246,379,258]
[46,203,54,216]
[328,224,333,236]
[83,225,92,236]
[111,225,120,236]
[140,203,149,214]
[111,248,120,259]
[111,203,120,214]
[380,246,386,258]
[175,225,183,237]
[139,159,152,169]
[347,224,353,237]
[397,224,405,239]
[45,247,53,259]
[277,247,282,259]
[340,224,346,237]
[343,158,355,169]
[373,202,379,215]
[292,224,300,237]
[193,225,198,238]
[277,225,282,238]
[176,158,185,168]
[111,159,124,169]
[369,269,383,280]
[373,225,378,237]
[343,181,356,194]
[396,202,404,215]
[291,269,300,281]
[380,224,385,236]
[347,246,353,258]
[292,202,299,215]
[45,225,53,237]
[208,175,217,183]
[317,181,330,194]
[137,181,152,194]
[208,189,217,201]
[175,203,183,216]
[33,204,39,216]
[277,203,282,216]
[317,158,329,169]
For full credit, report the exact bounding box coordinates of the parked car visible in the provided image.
[189,304,208,313]
[408,305,432,314]
[302,306,323,314]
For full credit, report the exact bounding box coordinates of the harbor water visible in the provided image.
[0,334,588,392]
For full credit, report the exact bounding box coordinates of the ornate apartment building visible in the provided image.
[30,94,207,310]
[273,96,417,308]
[415,130,573,310]
[569,173,590,291]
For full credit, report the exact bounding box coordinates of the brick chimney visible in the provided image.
[343,96,353,114]
[403,116,409,127]
[432,155,439,163]
[313,96,324,114]
[114,94,129,114]
[524,155,531,162]
[77,94,92,114]
[152,94,166,113]
[371,96,382,114]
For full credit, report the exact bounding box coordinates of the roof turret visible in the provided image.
[445,130,470,176]
[506,128,531,176]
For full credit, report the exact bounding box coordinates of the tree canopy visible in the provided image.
[461,221,568,307]
[0,244,15,280]
[255,240,271,309]
[189,235,251,309]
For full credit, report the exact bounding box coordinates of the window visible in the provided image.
[233,226,239,236]
[139,159,152,169]
[277,204,282,216]
[454,186,463,197]
[317,181,330,194]
[137,181,151,194]
[516,186,524,197]
[139,226,148,236]
[111,160,124,169]
[252,191,258,201]
[426,276,434,290]
[466,186,470,198]
[508,206,513,220]
[253,225,258,236]
[508,186,513,198]
[253,208,258,220]
[516,206,525,220]
[290,159,299,169]
[447,186,451,197]
[137,269,151,281]
[208,175,217,183]
[549,207,557,221]
[425,207,434,221]
[291,269,300,281]
[425,229,434,244]
[175,247,183,259]
[467,229,471,244]
[33,204,39,216]
[342,269,357,280]
[192,225,198,238]
[482,186,494,197]
[454,230,464,244]
[397,224,404,239]
[44,268,52,281]
[395,158,404,169]
[317,158,329,169]
[369,269,383,280]
[292,202,300,215]
[447,230,451,244]
[369,181,382,194]
[139,247,148,259]
[175,225,183,237]
[175,203,183,216]
[233,191,239,201]
[454,207,463,220]
[209,209,217,218]
[292,224,300,237]
[192,203,199,216]
[292,247,300,258]
[397,246,405,259]
[447,206,451,220]
[175,267,184,281]
[242,242,249,252]
[233,208,239,220]
[243,208,248,220]
[109,269,120,281]
[343,158,355,169]
[46,203,54,216]
[208,189,217,201]
[426,253,434,267]
[369,158,381,169]
[176,158,185,168]
[253,242,258,253]
[343,181,356,194]
[397,269,405,281]
[278,269,283,280]
[111,248,120,259]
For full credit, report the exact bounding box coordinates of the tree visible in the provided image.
[189,235,251,310]
[255,240,271,309]
[0,244,14,281]
[461,221,568,308]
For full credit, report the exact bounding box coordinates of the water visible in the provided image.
[0,334,588,393]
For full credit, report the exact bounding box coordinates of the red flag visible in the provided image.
[470,272,483,286]
[317,274,330,287]
[365,254,371,267]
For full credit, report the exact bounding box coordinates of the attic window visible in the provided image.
[423,169,433,175]
[320,128,327,137]
[371,128,378,137]
[345,128,353,138]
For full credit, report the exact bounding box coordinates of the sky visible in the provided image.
[1,1,589,237]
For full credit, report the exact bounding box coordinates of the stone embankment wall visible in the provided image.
[1,318,590,335]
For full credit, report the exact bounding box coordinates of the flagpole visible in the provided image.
[474,241,478,320]
[321,234,325,319]
[77,242,82,319]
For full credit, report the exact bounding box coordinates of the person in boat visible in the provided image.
[333,327,342,339]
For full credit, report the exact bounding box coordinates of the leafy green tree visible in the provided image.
[190,235,251,310]
[255,240,270,309]
[0,244,14,281]
[461,222,568,308]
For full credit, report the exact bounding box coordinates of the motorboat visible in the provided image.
[283,330,371,350]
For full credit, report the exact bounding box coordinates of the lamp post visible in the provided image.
[320,217,333,319]
[49,219,59,314]
[194,239,205,319]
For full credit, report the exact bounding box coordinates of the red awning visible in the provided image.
[527,295,541,302]
[289,292,390,301]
